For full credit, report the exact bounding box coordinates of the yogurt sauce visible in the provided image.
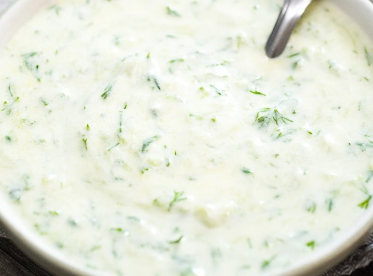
[0,0,373,275]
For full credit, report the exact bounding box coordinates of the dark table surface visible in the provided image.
[0,236,372,276]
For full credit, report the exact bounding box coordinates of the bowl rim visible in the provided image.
[0,0,373,276]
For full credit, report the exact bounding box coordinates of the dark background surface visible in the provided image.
[0,237,372,276]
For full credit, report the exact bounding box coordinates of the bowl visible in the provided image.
[0,0,373,275]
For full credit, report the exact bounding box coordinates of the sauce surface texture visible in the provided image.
[1,0,373,275]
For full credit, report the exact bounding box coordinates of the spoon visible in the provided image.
[265,0,313,58]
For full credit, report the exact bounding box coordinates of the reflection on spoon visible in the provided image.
[266,0,313,58]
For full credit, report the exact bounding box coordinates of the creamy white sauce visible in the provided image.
[0,0,373,275]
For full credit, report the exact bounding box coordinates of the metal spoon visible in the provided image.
[265,0,313,58]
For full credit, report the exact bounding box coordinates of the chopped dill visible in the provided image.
[48,210,60,216]
[261,259,272,270]
[82,137,88,150]
[101,84,113,99]
[255,107,293,127]
[147,76,161,90]
[287,52,301,58]
[166,6,181,17]
[108,142,120,152]
[170,58,184,63]
[326,198,334,212]
[7,84,14,98]
[141,135,160,153]
[358,195,372,209]
[306,201,316,213]
[49,5,62,15]
[169,235,183,244]
[140,167,149,174]
[22,52,40,82]
[366,170,373,183]
[210,84,226,96]
[168,191,187,211]
[249,90,266,96]
[365,47,372,66]
[40,98,49,106]
[306,241,315,250]
[241,167,252,175]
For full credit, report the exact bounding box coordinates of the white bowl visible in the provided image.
[0,0,373,275]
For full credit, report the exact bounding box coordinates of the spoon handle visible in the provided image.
[266,0,312,58]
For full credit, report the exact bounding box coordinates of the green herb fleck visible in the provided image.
[326,198,334,212]
[127,216,140,222]
[287,52,301,58]
[48,210,59,216]
[306,241,315,250]
[306,201,316,213]
[168,191,187,211]
[101,84,113,99]
[68,218,78,227]
[189,113,203,120]
[170,58,184,63]
[82,137,88,150]
[111,228,127,234]
[211,247,222,263]
[9,189,22,202]
[292,60,301,69]
[169,235,183,244]
[166,6,181,17]
[358,195,372,209]
[241,167,252,175]
[247,238,253,249]
[366,170,373,183]
[119,111,123,134]
[5,136,12,142]
[249,90,266,96]
[140,167,149,174]
[210,84,226,96]
[365,47,372,66]
[90,245,101,252]
[147,76,161,90]
[49,5,62,15]
[22,52,40,82]
[255,108,293,127]
[141,135,160,153]
[108,142,120,152]
[261,259,272,270]
[40,98,48,106]
[273,109,293,125]
[1,97,19,115]
[7,84,14,98]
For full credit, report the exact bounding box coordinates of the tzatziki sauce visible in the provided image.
[0,0,373,275]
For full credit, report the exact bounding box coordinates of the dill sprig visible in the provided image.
[168,191,187,211]
[255,108,293,127]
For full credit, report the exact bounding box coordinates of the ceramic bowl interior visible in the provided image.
[0,0,373,275]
